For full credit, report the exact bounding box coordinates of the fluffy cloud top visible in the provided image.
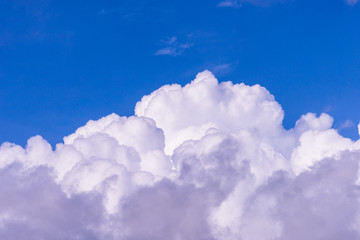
[1,71,360,239]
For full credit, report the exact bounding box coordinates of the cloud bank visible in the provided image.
[1,70,360,239]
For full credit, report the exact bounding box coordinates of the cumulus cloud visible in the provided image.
[1,70,360,239]
[0,164,106,239]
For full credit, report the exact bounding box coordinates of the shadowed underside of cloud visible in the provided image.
[1,71,360,239]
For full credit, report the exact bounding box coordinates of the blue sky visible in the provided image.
[0,0,359,146]
[3,1,360,238]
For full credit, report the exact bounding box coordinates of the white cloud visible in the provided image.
[135,70,286,155]
[155,36,193,56]
[338,119,355,131]
[211,63,233,75]
[1,70,360,239]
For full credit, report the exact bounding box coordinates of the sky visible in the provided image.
[2,1,360,239]
[0,0,360,146]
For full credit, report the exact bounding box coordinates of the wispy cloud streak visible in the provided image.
[218,0,359,7]
[155,36,194,56]
[345,0,359,5]
[217,0,243,8]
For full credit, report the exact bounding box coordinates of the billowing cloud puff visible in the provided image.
[135,71,285,155]
[1,71,360,239]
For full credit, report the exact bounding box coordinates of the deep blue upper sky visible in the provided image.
[1,0,359,146]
